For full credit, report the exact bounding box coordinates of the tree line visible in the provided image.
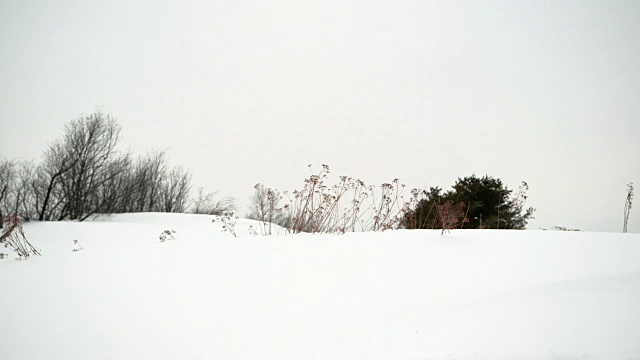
[0,111,233,226]
[2,111,537,232]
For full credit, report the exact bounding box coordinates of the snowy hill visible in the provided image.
[2,213,640,360]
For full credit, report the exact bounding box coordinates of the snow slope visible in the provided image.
[1,213,639,360]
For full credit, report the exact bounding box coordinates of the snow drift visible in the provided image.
[1,213,639,360]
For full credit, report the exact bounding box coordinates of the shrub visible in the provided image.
[403,175,535,230]
[436,200,469,235]
[191,187,236,215]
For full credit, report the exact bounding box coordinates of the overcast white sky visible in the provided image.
[1,0,639,232]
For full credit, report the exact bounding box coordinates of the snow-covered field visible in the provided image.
[1,213,639,360]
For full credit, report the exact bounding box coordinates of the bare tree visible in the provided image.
[158,166,191,213]
[35,141,78,220]
[3,111,212,221]
[98,153,133,214]
[127,151,166,212]
[31,111,124,221]
[80,152,132,220]
[58,111,122,220]
[0,158,16,228]
[8,160,38,220]
[624,182,634,233]
[191,187,214,214]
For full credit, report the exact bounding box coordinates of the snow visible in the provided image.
[2,213,640,360]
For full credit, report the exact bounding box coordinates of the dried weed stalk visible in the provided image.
[0,214,41,259]
[159,229,177,242]
[72,239,84,251]
[212,212,238,237]
[258,164,421,234]
[250,184,285,235]
[624,182,634,233]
